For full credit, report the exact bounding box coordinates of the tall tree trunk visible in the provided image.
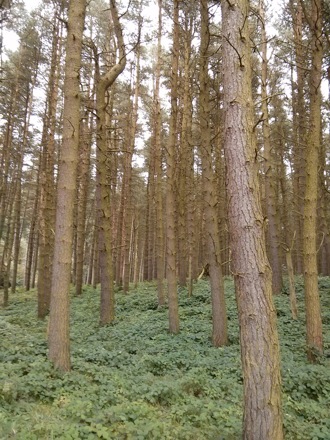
[31,234,39,289]
[301,0,323,361]
[0,58,20,242]
[143,148,156,283]
[75,113,92,295]
[290,0,306,273]
[25,179,39,292]
[143,174,152,282]
[12,55,37,292]
[199,0,228,347]
[185,79,197,293]
[38,13,63,318]
[222,1,283,438]
[11,136,23,294]
[186,134,196,295]
[11,169,23,293]
[277,115,298,320]
[177,16,193,288]
[260,1,282,294]
[48,0,86,371]
[91,216,100,288]
[1,184,16,307]
[166,0,180,334]
[95,0,126,325]
[122,35,141,294]
[154,0,165,305]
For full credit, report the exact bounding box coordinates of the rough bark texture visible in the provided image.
[182,27,195,296]
[302,0,323,361]
[177,22,193,288]
[222,1,283,438]
[166,0,180,334]
[199,0,227,347]
[290,0,306,273]
[95,0,126,325]
[38,15,62,317]
[260,1,282,294]
[154,0,165,306]
[48,0,86,371]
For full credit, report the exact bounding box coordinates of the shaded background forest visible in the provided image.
[0,0,330,303]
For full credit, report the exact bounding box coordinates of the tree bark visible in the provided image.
[260,1,282,294]
[154,0,165,306]
[0,59,20,242]
[166,0,180,334]
[38,14,62,317]
[301,0,323,361]
[177,15,194,288]
[290,0,306,273]
[122,35,141,294]
[222,1,283,438]
[95,0,126,325]
[199,0,228,347]
[48,0,86,371]
[75,113,92,295]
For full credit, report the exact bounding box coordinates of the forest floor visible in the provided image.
[0,277,329,440]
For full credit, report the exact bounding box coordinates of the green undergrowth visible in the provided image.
[0,277,329,439]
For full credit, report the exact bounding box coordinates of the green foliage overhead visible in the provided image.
[0,278,329,439]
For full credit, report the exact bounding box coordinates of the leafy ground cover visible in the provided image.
[0,277,329,439]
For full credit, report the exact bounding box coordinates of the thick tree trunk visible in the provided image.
[95,0,126,325]
[166,0,180,334]
[154,0,165,306]
[222,1,283,438]
[48,0,86,371]
[290,0,306,273]
[302,0,323,361]
[199,0,228,347]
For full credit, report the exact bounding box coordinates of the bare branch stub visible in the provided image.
[225,0,235,10]
[223,33,245,70]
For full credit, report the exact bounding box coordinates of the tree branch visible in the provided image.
[100,0,127,92]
